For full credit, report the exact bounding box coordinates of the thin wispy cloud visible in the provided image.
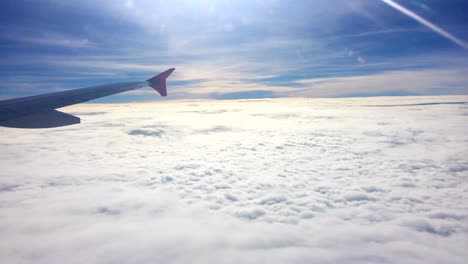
[337,27,426,39]
[292,68,468,97]
[380,0,468,49]
[4,32,95,49]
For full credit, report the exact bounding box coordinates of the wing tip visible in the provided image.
[147,68,175,97]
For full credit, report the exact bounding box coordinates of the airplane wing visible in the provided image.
[0,68,175,129]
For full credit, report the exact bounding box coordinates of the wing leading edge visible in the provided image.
[0,68,175,129]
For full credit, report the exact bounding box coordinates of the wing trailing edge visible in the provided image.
[0,110,80,129]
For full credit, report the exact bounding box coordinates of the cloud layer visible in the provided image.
[1,96,467,263]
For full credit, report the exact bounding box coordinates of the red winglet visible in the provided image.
[147,68,175,97]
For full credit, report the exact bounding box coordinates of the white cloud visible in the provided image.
[1,96,467,263]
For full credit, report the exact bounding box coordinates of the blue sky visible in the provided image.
[0,0,467,101]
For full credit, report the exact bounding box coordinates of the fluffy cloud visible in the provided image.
[0,96,467,263]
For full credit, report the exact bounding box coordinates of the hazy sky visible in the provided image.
[1,0,467,100]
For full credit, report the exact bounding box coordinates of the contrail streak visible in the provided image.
[380,0,468,49]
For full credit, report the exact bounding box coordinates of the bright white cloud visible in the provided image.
[1,96,467,263]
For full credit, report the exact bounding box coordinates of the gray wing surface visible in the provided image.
[0,68,175,129]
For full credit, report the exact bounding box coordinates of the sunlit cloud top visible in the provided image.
[0,0,467,100]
